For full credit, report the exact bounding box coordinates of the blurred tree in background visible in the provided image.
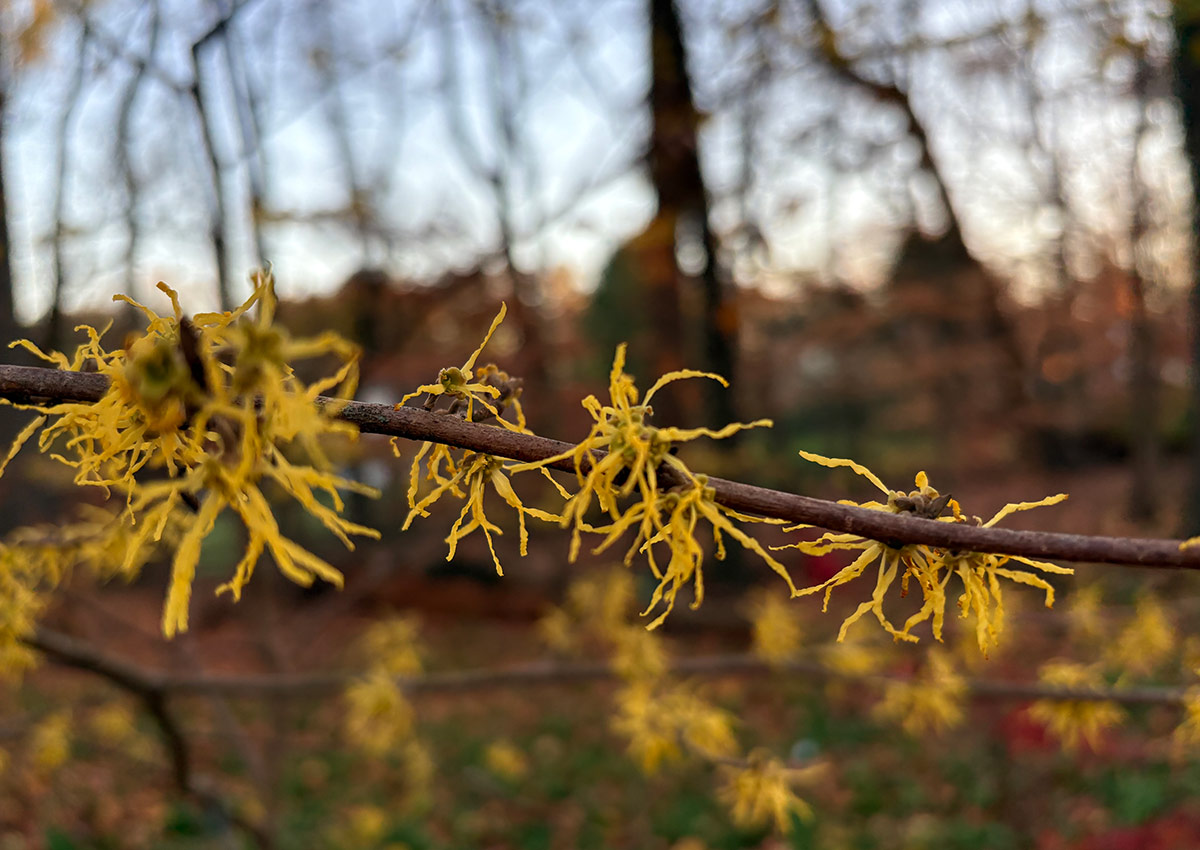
[0,0,1185,508]
[2,0,1200,845]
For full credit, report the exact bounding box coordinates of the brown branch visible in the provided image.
[27,626,1186,707]
[0,362,1196,569]
[27,627,273,849]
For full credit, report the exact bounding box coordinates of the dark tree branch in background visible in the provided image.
[0,36,15,349]
[1177,8,1200,536]
[1,361,1198,569]
[221,22,269,268]
[28,625,1188,706]
[649,0,739,429]
[26,627,274,849]
[188,52,233,309]
[1127,47,1160,523]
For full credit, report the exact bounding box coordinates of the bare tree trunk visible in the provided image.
[46,22,90,350]
[188,10,245,311]
[221,24,267,268]
[1174,11,1200,533]
[1127,51,1159,523]
[0,41,16,349]
[648,0,738,428]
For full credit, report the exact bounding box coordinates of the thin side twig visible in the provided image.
[26,627,274,849]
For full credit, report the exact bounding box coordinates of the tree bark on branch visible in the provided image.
[0,362,1197,569]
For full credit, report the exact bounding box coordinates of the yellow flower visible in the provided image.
[359,616,423,676]
[1105,596,1174,677]
[395,303,524,430]
[332,805,389,848]
[399,740,435,813]
[592,476,796,629]
[567,568,637,635]
[746,589,803,666]
[1173,685,1200,751]
[344,670,415,758]
[1029,661,1124,752]
[510,344,770,571]
[0,506,174,673]
[89,702,138,745]
[1,271,380,638]
[718,749,821,833]
[612,682,737,772]
[778,451,1069,651]
[872,650,966,736]
[821,635,888,676]
[396,308,564,574]
[1066,584,1106,646]
[674,689,739,761]
[540,568,668,663]
[403,450,563,576]
[0,550,46,679]
[394,306,558,573]
[537,605,575,652]
[483,739,530,781]
[612,683,682,773]
[611,623,670,682]
[30,711,71,775]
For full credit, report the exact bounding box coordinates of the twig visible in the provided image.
[0,362,1196,569]
[26,627,273,849]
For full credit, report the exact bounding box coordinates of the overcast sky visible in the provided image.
[0,0,1185,324]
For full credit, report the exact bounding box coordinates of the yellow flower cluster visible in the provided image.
[394,315,1082,658]
[872,650,966,736]
[539,568,667,676]
[359,615,425,676]
[29,710,71,776]
[1,271,378,637]
[342,613,435,816]
[718,749,824,833]
[612,681,739,772]
[340,620,436,822]
[397,305,563,576]
[396,303,525,430]
[1106,596,1175,677]
[344,669,417,758]
[509,343,792,627]
[1029,661,1125,751]
[746,589,804,666]
[344,615,425,758]
[0,503,171,678]
[399,317,795,620]
[483,739,531,782]
[778,451,1070,652]
[545,569,817,833]
[1174,685,1200,751]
